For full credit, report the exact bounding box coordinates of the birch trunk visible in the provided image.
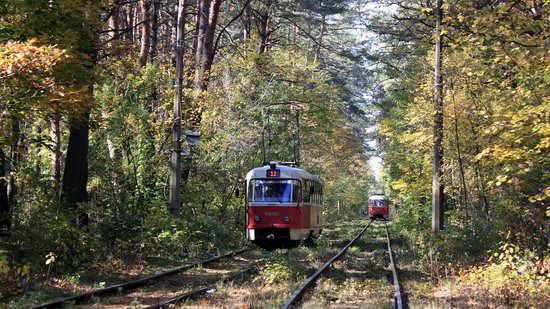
[50,112,61,187]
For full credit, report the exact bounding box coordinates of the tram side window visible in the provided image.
[247,180,253,201]
[303,180,310,203]
[315,183,320,204]
[313,183,318,204]
[292,180,301,202]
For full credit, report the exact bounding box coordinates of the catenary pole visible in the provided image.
[169,0,185,217]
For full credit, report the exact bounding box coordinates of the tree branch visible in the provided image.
[212,0,252,58]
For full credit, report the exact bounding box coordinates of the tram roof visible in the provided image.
[369,195,389,200]
[246,164,321,183]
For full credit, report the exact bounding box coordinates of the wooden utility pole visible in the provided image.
[169,0,185,217]
[432,0,444,234]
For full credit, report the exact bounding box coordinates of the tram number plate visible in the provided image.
[265,211,278,216]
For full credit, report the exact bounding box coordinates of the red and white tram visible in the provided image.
[368,194,389,220]
[245,162,323,248]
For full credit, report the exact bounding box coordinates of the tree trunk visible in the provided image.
[50,112,61,188]
[315,13,326,63]
[468,116,490,219]
[193,0,221,125]
[448,164,459,217]
[193,0,210,95]
[257,1,272,54]
[126,3,135,42]
[7,118,19,209]
[0,149,10,231]
[293,23,299,45]
[200,0,221,85]
[149,0,160,61]
[62,113,90,218]
[242,1,251,43]
[293,107,301,165]
[134,3,140,43]
[108,0,120,43]
[138,0,152,67]
[102,110,124,189]
[204,0,221,64]
[62,71,95,225]
[453,101,469,211]
[160,1,170,57]
[431,0,444,234]
[194,0,206,55]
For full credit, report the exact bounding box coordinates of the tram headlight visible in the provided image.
[254,215,261,222]
[283,216,289,222]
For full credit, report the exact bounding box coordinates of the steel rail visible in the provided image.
[384,221,403,309]
[146,265,256,308]
[33,248,253,308]
[281,220,373,309]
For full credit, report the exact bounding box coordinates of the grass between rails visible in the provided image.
[175,219,391,308]
[302,222,394,308]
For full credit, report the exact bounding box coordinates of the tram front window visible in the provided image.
[371,200,386,207]
[251,180,295,203]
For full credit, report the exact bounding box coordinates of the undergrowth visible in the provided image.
[453,241,549,307]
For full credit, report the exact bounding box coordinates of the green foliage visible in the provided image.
[455,241,549,307]
[130,298,143,309]
[260,253,294,286]
[374,0,549,269]
[435,217,499,266]
[0,249,31,300]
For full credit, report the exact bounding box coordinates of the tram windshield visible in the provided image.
[249,179,300,203]
[369,199,387,207]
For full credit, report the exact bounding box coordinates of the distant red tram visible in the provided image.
[368,194,389,220]
[245,162,323,248]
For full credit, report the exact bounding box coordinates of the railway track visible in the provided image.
[145,265,255,308]
[384,221,403,309]
[32,221,403,308]
[33,248,254,308]
[282,220,403,309]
